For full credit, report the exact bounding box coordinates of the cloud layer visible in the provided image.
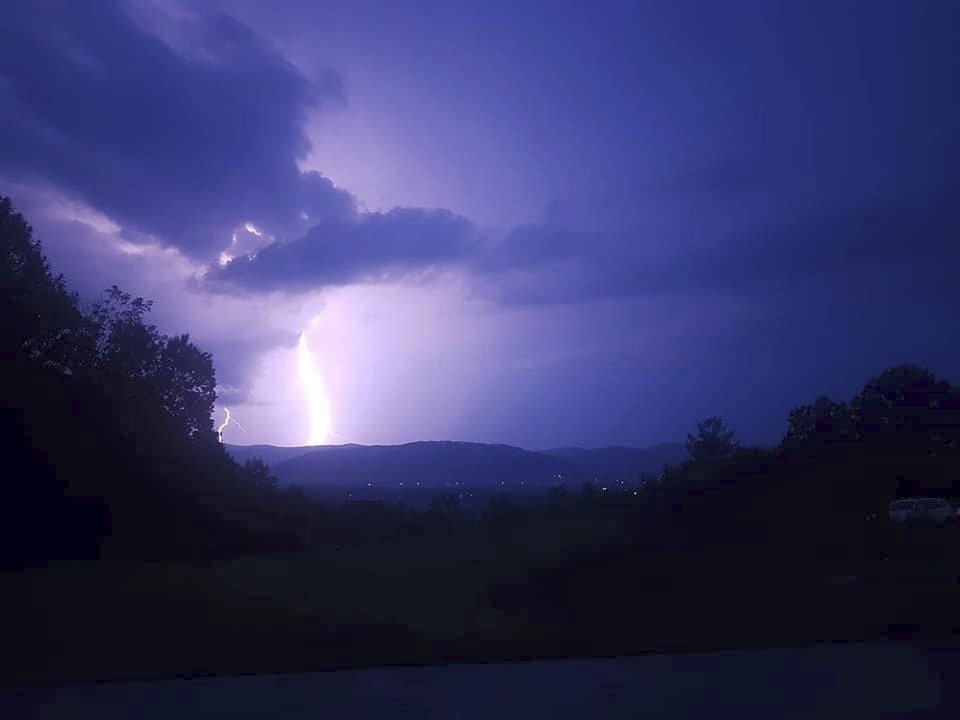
[207,207,477,291]
[0,0,349,257]
[204,190,960,310]
[4,0,958,311]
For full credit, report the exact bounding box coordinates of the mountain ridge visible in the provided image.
[225,440,688,488]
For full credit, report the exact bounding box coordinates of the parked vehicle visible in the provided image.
[888,497,957,525]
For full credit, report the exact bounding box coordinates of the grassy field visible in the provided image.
[2,510,626,686]
[5,518,959,688]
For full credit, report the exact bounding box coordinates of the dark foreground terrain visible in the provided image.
[4,513,959,690]
[5,197,960,695]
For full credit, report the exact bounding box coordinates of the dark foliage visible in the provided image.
[1,197,324,569]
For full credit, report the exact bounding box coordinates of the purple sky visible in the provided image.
[2,0,958,448]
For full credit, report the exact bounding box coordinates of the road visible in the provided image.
[3,643,958,719]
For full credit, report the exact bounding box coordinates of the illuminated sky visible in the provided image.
[1,0,958,448]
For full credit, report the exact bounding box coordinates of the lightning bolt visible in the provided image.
[217,407,245,443]
[297,326,331,445]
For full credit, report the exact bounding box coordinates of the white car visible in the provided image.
[888,497,957,525]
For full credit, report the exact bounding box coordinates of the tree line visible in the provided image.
[1,197,326,569]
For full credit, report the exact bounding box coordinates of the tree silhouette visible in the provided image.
[685,416,738,463]
[785,396,856,448]
[429,492,461,517]
[1,197,83,367]
[85,286,157,372]
[243,458,279,491]
[158,334,218,441]
[1,196,326,567]
[852,364,958,438]
[548,485,570,507]
[851,364,960,499]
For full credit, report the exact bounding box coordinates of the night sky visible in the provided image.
[1,0,957,448]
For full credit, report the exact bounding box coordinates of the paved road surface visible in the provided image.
[3,643,958,719]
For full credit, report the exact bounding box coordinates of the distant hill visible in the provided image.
[224,440,689,489]
[541,443,688,480]
[225,444,326,468]
[270,441,580,489]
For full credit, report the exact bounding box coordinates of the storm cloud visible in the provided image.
[0,0,350,257]
[4,0,958,312]
[203,189,960,309]
[206,207,478,292]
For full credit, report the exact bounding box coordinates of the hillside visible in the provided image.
[266,441,580,489]
[541,443,688,480]
[225,443,350,468]
[224,440,690,489]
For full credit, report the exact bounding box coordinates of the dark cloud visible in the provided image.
[202,215,605,297]
[201,186,959,308]
[205,207,477,292]
[480,192,960,307]
[4,0,956,317]
[0,0,349,257]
